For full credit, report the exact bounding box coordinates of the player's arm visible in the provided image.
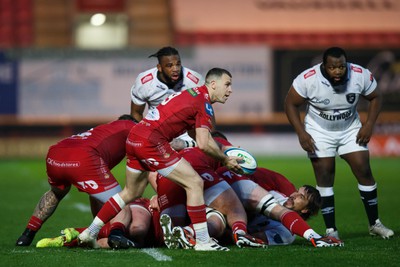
[130,102,146,122]
[196,127,243,173]
[284,86,316,154]
[357,89,382,145]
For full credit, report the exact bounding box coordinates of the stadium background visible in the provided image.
[0,0,400,158]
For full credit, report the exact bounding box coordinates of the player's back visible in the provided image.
[54,120,136,168]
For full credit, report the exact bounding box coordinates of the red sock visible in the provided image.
[280,211,311,237]
[231,221,247,235]
[187,204,207,224]
[27,216,43,231]
[96,197,123,224]
[98,222,111,239]
[110,222,126,233]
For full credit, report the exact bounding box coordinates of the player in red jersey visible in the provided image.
[78,68,242,251]
[15,115,137,246]
[155,140,267,249]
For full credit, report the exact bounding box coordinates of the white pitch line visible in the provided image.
[141,248,172,261]
[73,203,91,212]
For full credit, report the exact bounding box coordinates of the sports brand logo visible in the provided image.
[205,102,214,117]
[346,93,356,104]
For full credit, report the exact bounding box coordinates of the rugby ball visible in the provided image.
[224,147,257,175]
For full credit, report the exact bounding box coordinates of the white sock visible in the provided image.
[87,217,104,237]
[303,229,322,241]
[193,222,210,243]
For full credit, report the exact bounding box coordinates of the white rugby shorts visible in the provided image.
[305,118,368,158]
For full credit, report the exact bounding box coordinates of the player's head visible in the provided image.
[284,185,322,220]
[205,68,233,104]
[149,46,182,86]
[118,114,138,123]
[322,47,348,86]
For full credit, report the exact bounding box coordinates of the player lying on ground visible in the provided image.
[35,197,165,249]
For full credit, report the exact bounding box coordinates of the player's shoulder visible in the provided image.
[136,67,158,85]
[298,64,320,81]
[348,63,369,75]
[182,67,204,86]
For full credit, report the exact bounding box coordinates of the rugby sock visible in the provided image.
[27,216,43,231]
[358,183,379,226]
[88,194,126,236]
[316,186,336,230]
[187,204,210,243]
[98,222,112,239]
[231,221,247,235]
[280,211,321,240]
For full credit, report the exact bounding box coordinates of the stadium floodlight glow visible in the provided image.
[90,13,106,26]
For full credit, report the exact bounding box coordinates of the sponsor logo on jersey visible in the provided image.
[346,93,356,104]
[205,102,214,117]
[187,88,198,97]
[141,73,154,84]
[351,65,362,73]
[47,158,80,168]
[304,69,316,79]
[186,72,200,84]
[312,98,330,105]
[126,139,143,147]
[318,110,352,121]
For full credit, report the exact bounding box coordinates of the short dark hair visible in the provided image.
[118,114,138,123]
[323,47,347,65]
[301,185,322,220]
[205,68,232,83]
[149,46,180,63]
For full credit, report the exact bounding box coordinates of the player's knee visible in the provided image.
[256,194,278,217]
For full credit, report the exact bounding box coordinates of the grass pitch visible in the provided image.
[1,156,399,267]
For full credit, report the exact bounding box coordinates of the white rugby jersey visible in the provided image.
[292,63,377,131]
[130,67,204,110]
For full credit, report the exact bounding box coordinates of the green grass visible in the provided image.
[1,157,399,267]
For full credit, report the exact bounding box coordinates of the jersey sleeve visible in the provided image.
[195,101,214,131]
[361,68,377,96]
[131,79,147,106]
[292,71,310,99]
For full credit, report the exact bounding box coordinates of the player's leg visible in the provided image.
[16,185,71,246]
[162,159,228,251]
[341,151,394,239]
[206,182,267,248]
[78,169,148,247]
[310,157,338,237]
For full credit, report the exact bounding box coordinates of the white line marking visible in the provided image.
[141,248,172,261]
[73,203,91,212]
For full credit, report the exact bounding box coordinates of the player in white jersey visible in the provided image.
[130,46,204,149]
[285,47,394,240]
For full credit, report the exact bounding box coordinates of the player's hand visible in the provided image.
[298,131,317,154]
[356,123,374,146]
[149,195,160,212]
[224,156,244,175]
